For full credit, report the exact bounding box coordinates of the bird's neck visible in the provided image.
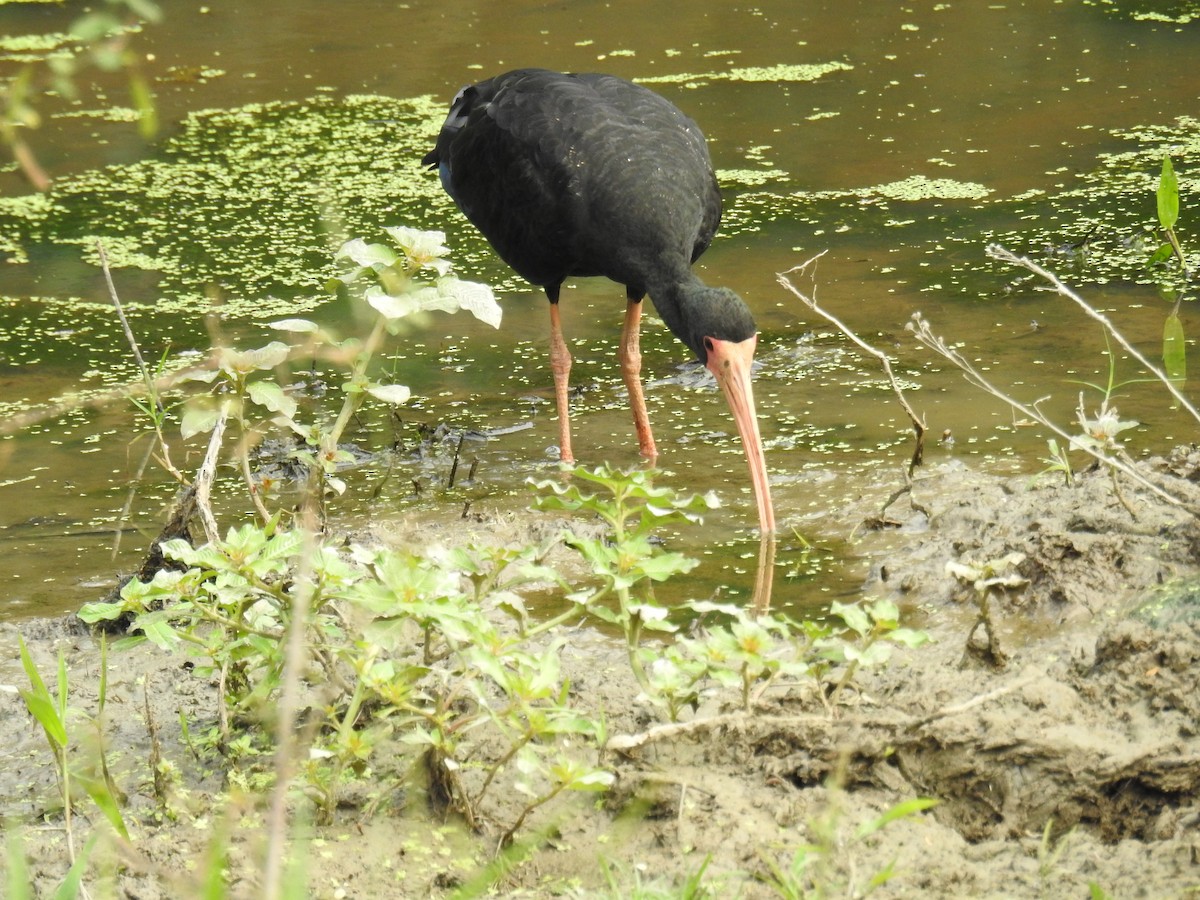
[648,273,708,356]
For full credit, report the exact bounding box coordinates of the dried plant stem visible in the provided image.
[907,313,1195,514]
[777,254,927,478]
[9,132,51,191]
[97,241,188,484]
[986,244,1200,426]
[261,539,317,900]
[194,408,227,545]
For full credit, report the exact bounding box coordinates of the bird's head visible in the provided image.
[682,286,757,366]
[672,284,775,535]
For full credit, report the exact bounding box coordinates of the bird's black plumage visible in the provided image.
[421,68,756,364]
[423,68,776,535]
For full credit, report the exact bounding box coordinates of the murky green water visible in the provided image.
[1,0,1197,619]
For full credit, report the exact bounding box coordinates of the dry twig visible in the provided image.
[907,313,1197,515]
[777,253,928,518]
[987,244,1200,426]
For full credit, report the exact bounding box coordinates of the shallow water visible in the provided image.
[1,0,1197,619]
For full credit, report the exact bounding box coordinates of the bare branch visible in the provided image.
[777,253,927,478]
[907,312,1198,515]
[986,244,1200,426]
[193,408,227,545]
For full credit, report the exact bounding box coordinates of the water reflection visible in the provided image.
[751,535,777,616]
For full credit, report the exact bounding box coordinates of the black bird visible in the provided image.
[423,68,775,534]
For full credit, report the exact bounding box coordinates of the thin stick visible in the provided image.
[986,244,1200,425]
[908,313,1195,514]
[98,242,152,385]
[193,408,227,545]
[906,673,1037,728]
[97,240,188,484]
[778,254,927,477]
[262,542,316,900]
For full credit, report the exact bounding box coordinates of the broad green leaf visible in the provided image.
[78,600,127,623]
[383,226,452,274]
[217,342,290,375]
[337,238,397,270]
[1158,156,1179,230]
[139,618,182,651]
[566,769,615,791]
[867,597,900,626]
[17,637,67,748]
[637,552,699,581]
[437,277,503,328]
[1148,242,1175,267]
[831,600,871,637]
[73,771,130,840]
[18,686,67,750]
[180,402,222,440]
[1164,312,1186,384]
[888,627,932,648]
[247,380,297,418]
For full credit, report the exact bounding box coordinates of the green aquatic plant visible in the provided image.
[1149,156,1187,273]
[80,524,612,834]
[945,551,1028,667]
[1,0,160,190]
[15,632,130,869]
[1148,155,1189,386]
[1038,438,1074,487]
[161,224,501,528]
[532,464,716,694]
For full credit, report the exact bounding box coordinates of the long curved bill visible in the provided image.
[705,335,776,536]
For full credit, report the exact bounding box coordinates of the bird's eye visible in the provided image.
[703,337,715,353]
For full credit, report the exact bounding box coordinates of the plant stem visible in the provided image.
[987,244,1200,425]
[327,316,389,449]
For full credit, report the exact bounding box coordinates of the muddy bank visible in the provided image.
[2,455,1200,898]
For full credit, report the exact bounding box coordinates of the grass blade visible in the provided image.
[1158,156,1179,230]
[17,636,68,749]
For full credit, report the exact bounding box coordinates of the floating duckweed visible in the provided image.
[718,168,790,188]
[638,61,852,86]
[954,114,1200,291]
[0,92,465,319]
[57,106,144,122]
[858,175,992,201]
[1083,0,1199,23]
[0,32,70,54]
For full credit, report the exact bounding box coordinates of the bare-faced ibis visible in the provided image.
[423,68,776,535]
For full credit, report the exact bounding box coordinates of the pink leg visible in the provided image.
[620,299,658,459]
[548,302,574,463]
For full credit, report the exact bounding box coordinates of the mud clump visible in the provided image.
[2,457,1200,897]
